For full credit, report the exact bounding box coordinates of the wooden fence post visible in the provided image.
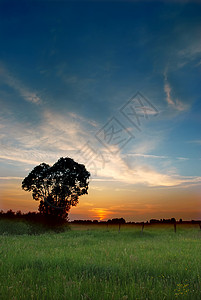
[174,222,176,233]
[141,222,144,233]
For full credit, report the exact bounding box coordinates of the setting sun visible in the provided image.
[89,209,108,221]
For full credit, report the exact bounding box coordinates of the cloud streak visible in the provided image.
[0,177,23,180]
[163,70,188,112]
[0,108,95,167]
[189,140,201,145]
[89,150,201,188]
[0,101,198,190]
[0,63,41,104]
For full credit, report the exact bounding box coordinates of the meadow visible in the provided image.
[0,220,201,300]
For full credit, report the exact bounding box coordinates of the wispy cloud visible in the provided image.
[176,157,189,161]
[0,97,197,189]
[0,63,41,104]
[189,140,201,145]
[0,177,23,180]
[0,142,66,166]
[88,150,201,188]
[163,69,188,112]
[69,112,99,128]
[127,153,168,159]
[126,153,189,161]
[0,108,95,167]
[129,137,162,155]
[178,40,201,66]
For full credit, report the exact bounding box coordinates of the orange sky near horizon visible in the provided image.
[1,178,200,222]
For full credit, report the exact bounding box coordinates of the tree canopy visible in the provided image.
[22,157,90,220]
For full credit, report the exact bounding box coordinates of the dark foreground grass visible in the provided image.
[0,221,201,300]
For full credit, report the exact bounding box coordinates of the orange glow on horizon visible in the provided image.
[90,209,108,220]
[1,179,201,222]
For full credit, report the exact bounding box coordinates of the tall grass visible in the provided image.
[0,221,200,299]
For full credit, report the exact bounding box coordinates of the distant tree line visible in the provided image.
[1,211,200,225]
[71,218,126,224]
[150,218,177,224]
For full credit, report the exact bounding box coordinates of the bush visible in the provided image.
[0,219,70,235]
[0,219,30,235]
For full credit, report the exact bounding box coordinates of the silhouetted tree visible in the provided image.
[22,157,90,220]
[108,218,126,224]
[6,209,15,218]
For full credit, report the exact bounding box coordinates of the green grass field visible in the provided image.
[0,221,201,299]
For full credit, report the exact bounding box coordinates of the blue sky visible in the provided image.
[0,0,201,221]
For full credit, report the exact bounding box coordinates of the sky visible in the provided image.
[0,0,201,222]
